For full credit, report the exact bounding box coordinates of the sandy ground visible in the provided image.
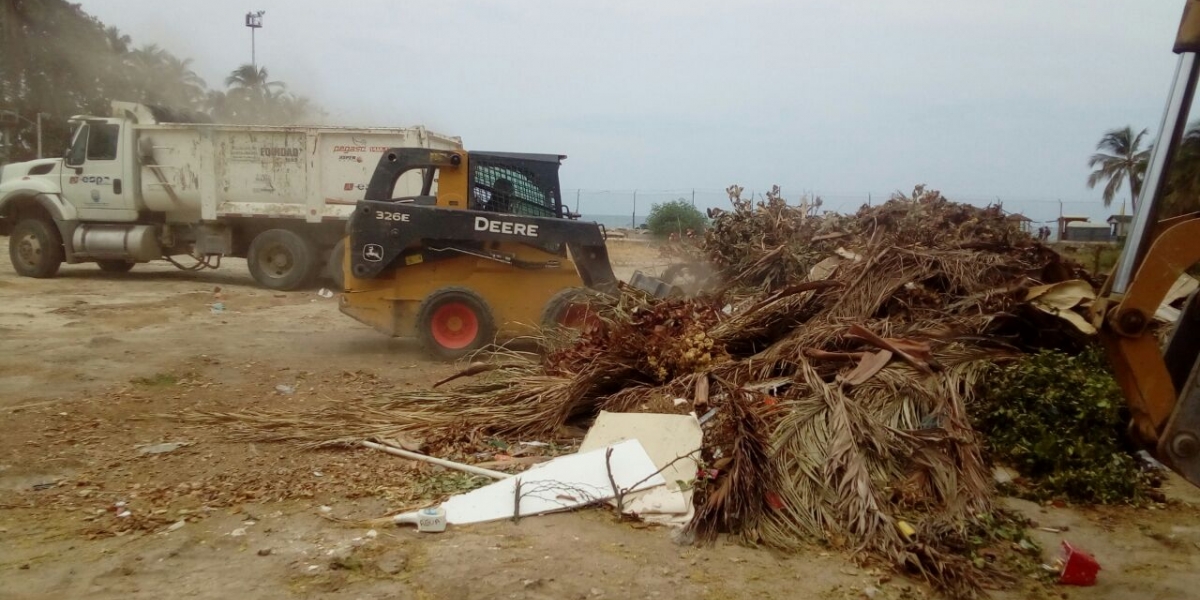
[1,239,1199,600]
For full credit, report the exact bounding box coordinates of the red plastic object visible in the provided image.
[1059,541,1100,586]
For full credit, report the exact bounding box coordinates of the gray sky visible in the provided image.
[82,0,1183,222]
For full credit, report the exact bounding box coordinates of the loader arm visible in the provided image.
[1094,0,1200,486]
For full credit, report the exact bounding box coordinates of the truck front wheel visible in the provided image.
[247,229,318,291]
[9,218,64,279]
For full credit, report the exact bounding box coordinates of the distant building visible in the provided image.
[1005,213,1033,233]
[1107,214,1133,241]
[1065,221,1113,243]
[1057,216,1090,240]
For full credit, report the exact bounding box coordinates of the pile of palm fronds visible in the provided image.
[192,185,1095,599]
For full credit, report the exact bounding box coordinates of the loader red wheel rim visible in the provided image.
[431,302,480,349]
[558,304,599,332]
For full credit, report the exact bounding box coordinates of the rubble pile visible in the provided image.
[196,185,1097,598]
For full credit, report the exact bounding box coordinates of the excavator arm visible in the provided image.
[1094,0,1200,485]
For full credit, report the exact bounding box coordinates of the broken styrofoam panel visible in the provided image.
[578,411,702,522]
[440,439,665,526]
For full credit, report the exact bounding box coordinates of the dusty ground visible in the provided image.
[1,239,1199,600]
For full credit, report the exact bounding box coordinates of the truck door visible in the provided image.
[61,119,136,221]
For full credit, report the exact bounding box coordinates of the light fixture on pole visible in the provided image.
[245,10,265,70]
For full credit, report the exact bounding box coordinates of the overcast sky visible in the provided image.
[81,0,1184,221]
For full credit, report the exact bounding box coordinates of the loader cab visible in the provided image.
[364,148,567,219]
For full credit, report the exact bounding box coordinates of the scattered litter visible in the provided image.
[137,441,191,455]
[697,408,718,425]
[992,466,1018,485]
[365,529,378,539]
[116,510,131,518]
[1056,541,1100,586]
[392,506,447,532]
[672,398,689,406]
[230,528,247,537]
[312,471,323,477]
[579,412,701,525]
[275,384,295,395]
[210,302,225,315]
[361,440,506,480]
[167,520,186,532]
[317,288,335,298]
[318,506,332,514]
[518,441,550,447]
[440,439,665,525]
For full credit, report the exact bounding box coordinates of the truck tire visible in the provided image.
[247,229,319,291]
[97,260,135,273]
[9,218,63,279]
[326,238,346,291]
[416,287,496,361]
[540,287,603,334]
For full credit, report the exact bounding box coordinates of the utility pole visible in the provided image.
[575,189,580,214]
[632,190,637,229]
[691,188,695,207]
[1,110,46,160]
[245,11,265,70]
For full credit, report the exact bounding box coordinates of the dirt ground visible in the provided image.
[1,239,1199,600]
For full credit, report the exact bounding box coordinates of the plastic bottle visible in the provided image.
[392,506,447,532]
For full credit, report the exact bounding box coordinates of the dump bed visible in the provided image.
[135,124,462,223]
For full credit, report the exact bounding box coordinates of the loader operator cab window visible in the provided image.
[471,164,557,218]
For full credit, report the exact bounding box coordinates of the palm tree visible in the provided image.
[224,64,284,97]
[1087,126,1150,209]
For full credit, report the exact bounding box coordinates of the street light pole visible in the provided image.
[245,11,265,70]
[1,110,46,159]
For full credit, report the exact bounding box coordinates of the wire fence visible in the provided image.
[564,188,1122,241]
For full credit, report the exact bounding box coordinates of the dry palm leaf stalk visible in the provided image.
[188,185,1093,599]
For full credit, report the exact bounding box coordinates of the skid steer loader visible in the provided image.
[337,148,667,359]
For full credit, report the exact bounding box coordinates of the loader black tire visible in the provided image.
[248,229,319,291]
[9,218,63,279]
[416,287,496,361]
[540,287,603,333]
[97,260,135,273]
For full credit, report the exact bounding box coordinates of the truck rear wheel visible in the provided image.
[97,260,135,273]
[416,287,496,361]
[326,238,346,291]
[247,229,319,291]
[9,218,63,279]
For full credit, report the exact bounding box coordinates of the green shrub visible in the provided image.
[645,199,707,237]
[974,348,1153,504]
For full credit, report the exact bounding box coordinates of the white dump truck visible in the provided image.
[0,101,462,289]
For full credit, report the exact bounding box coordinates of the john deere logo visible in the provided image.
[362,244,383,262]
[90,189,101,203]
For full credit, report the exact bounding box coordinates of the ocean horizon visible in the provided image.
[579,214,645,229]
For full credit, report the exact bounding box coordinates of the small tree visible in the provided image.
[645,199,707,237]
